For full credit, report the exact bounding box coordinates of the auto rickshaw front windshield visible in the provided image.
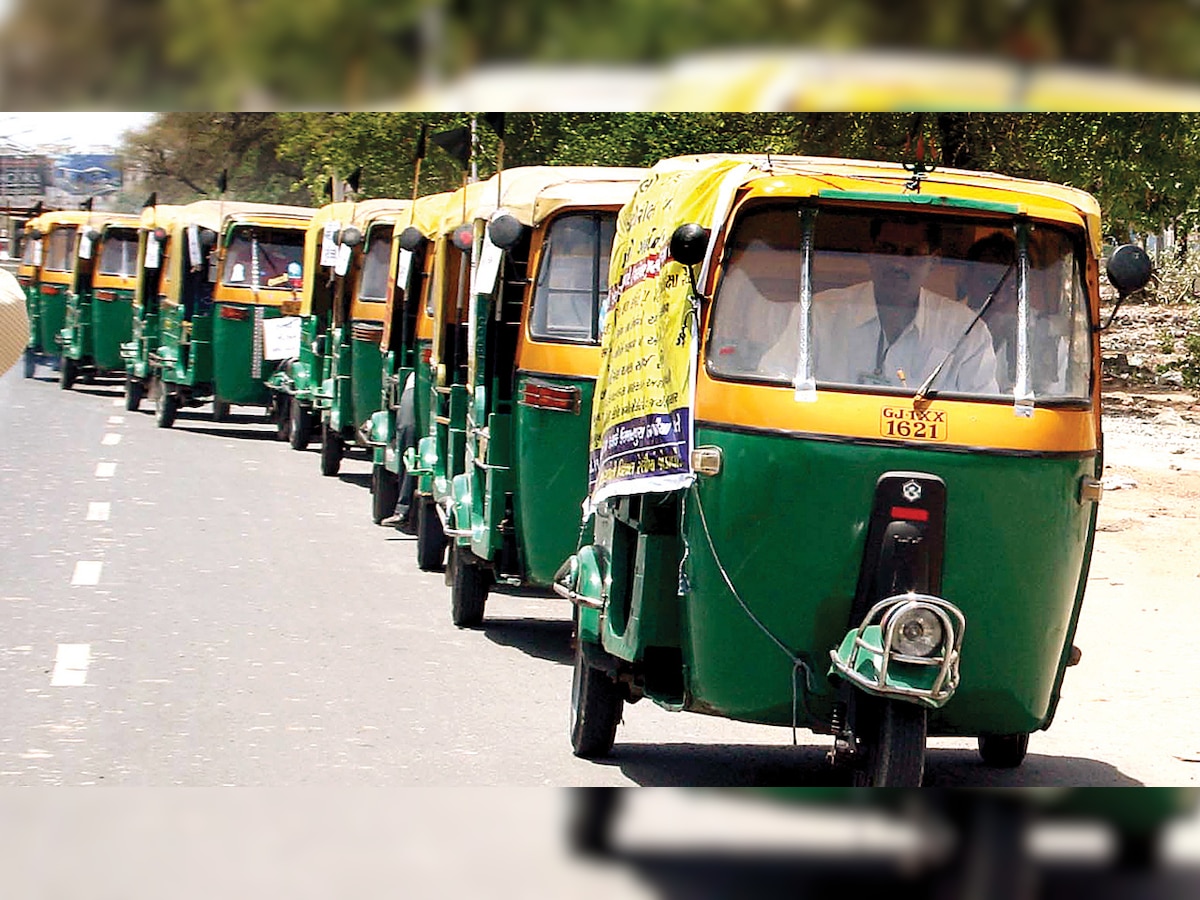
[221,225,305,290]
[705,203,1093,404]
[99,228,139,277]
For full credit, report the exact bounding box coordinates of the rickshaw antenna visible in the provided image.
[481,114,506,207]
[409,123,428,227]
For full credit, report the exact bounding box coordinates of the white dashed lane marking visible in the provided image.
[86,502,110,522]
[107,416,125,425]
[51,644,91,686]
[71,561,103,586]
[94,462,116,478]
[101,433,122,446]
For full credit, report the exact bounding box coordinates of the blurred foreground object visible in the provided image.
[0,266,30,376]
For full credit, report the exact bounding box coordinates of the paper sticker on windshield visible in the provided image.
[32,241,42,267]
[473,235,503,297]
[144,235,161,269]
[320,222,340,267]
[187,223,202,267]
[396,249,413,290]
[334,242,351,276]
[78,234,94,260]
[881,407,948,442]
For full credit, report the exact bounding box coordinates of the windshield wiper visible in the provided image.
[914,263,1014,400]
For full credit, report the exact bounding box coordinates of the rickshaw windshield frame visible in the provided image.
[704,200,1094,406]
[220,224,305,291]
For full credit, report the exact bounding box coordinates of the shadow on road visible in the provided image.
[484,616,574,666]
[337,471,372,490]
[581,742,1143,787]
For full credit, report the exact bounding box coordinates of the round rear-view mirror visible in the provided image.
[1106,244,1152,298]
[488,214,523,251]
[340,226,364,248]
[398,226,426,253]
[670,223,709,267]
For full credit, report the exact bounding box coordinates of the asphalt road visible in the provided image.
[0,363,1182,787]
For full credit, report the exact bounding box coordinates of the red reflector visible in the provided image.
[219,306,249,321]
[421,347,433,365]
[520,383,580,412]
[42,284,61,295]
[890,506,930,522]
[95,290,116,302]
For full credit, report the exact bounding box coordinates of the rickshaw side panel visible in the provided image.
[89,289,135,370]
[212,305,272,405]
[350,329,385,435]
[672,425,1094,735]
[512,372,598,586]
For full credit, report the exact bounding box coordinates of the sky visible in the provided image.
[0,112,156,153]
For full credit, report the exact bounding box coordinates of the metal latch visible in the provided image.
[1079,475,1103,504]
[691,445,722,476]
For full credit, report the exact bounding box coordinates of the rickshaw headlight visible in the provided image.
[891,606,944,658]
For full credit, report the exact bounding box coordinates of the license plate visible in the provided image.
[880,406,948,442]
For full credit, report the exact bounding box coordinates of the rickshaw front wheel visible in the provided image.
[289,399,313,451]
[124,376,143,411]
[416,499,447,571]
[450,548,490,628]
[23,348,35,379]
[371,465,400,525]
[155,389,178,429]
[570,638,623,759]
[59,355,77,390]
[320,424,343,476]
[212,398,230,423]
[855,697,926,786]
[566,788,622,856]
[977,733,1029,769]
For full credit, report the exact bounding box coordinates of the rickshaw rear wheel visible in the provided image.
[212,399,230,422]
[320,423,343,476]
[59,355,77,390]
[570,637,623,759]
[416,499,447,571]
[1113,829,1162,870]
[854,697,926,786]
[977,733,1029,769]
[23,349,35,378]
[271,395,291,441]
[372,465,400,525]
[155,388,178,429]
[450,547,490,628]
[289,399,313,450]
[567,788,622,856]
[124,376,144,411]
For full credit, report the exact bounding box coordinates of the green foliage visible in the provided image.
[1180,333,1200,388]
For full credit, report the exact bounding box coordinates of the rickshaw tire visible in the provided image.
[416,500,447,571]
[856,698,926,786]
[319,424,343,476]
[977,733,1029,769]
[289,400,313,451]
[272,395,291,442]
[155,390,178,429]
[566,788,622,856]
[212,399,230,423]
[450,549,490,628]
[936,796,1035,900]
[371,465,400,525]
[570,640,623,759]
[59,356,76,390]
[124,377,144,412]
[23,349,36,379]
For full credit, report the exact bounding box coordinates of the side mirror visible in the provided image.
[27,228,42,240]
[487,213,523,251]
[198,228,218,250]
[451,224,474,252]
[398,226,426,253]
[670,223,709,267]
[1106,244,1152,298]
[340,226,363,248]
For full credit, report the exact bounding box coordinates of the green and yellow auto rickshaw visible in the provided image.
[18,210,88,376]
[365,190,456,524]
[263,200,357,450]
[315,199,412,475]
[436,166,646,627]
[155,201,314,428]
[58,212,142,389]
[121,202,182,410]
[557,154,1152,785]
[407,178,497,570]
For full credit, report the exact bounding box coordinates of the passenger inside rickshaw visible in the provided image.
[708,206,1092,402]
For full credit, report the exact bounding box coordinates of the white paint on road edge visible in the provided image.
[101,433,122,446]
[107,416,124,425]
[51,644,91,686]
[95,462,116,478]
[86,502,110,522]
[71,561,103,585]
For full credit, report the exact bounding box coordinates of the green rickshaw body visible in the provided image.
[62,216,141,374]
[122,204,183,391]
[23,212,87,357]
[565,154,1117,777]
[209,207,313,408]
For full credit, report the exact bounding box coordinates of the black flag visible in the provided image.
[481,113,506,140]
[32,200,43,216]
[79,197,94,212]
[346,165,363,194]
[142,191,158,209]
[430,126,472,170]
[323,176,334,199]
[414,123,428,163]
[217,169,228,193]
